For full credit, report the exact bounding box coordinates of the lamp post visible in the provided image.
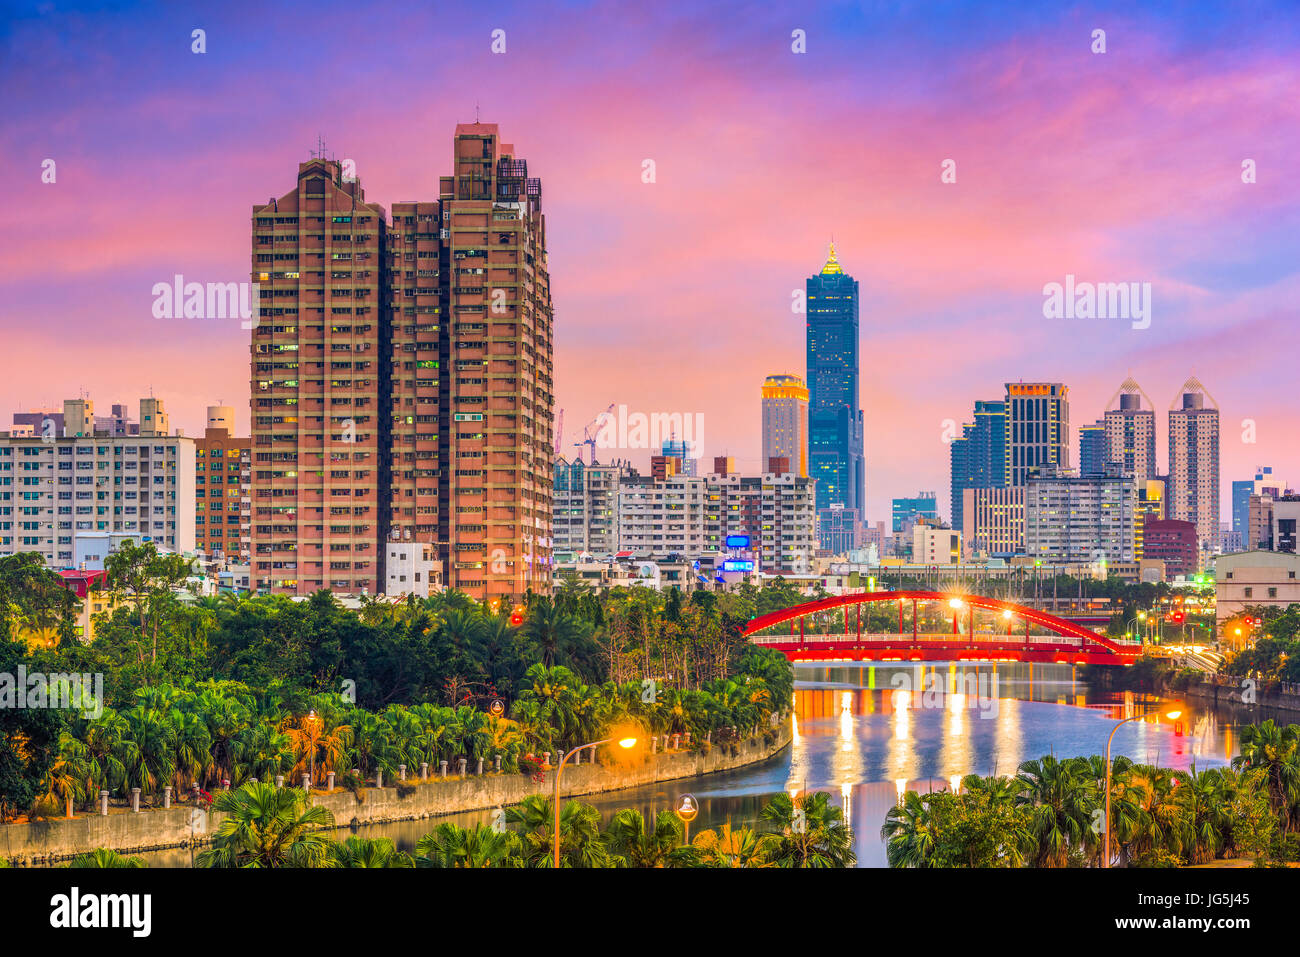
[553,735,637,868]
[306,709,319,787]
[1103,706,1181,868]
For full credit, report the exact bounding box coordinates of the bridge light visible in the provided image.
[948,598,963,609]
[1002,609,1013,619]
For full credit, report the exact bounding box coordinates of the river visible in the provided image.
[137,661,1275,868]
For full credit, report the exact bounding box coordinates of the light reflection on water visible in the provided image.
[139,662,1261,868]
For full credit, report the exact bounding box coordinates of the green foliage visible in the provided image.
[65,848,146,868]
[0,639,67,821]
[882,725,1300,868]
[196,781,336,868]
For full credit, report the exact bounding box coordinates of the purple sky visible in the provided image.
[3,0,1298,522]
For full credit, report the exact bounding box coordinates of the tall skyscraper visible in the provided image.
[806,243,863,520]
[949,398,1005,530]
[1168,376,1220,552]
[761,373,808,478]
[250,157,387,596]
[436,123,553,601]
[1100,377,1157,480]
[251,124,552,599]
[1004,382,1070,486]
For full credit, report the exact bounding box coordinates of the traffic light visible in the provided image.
[508,604,525,627]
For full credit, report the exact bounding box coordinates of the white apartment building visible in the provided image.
[1025,466,1137,565]
[618,475,709,556]
[705,469,817,574]
[553,458,635,556]
[0,432,196,567]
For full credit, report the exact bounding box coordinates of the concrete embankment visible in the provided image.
[1,724,791,865]
[1181,676,1300,714]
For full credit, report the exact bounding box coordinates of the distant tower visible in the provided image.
[1101,377,1157,480]
[761,374,809,477]
[806,242,864,512]
[1168,376,1220,551]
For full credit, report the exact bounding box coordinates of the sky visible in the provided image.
[2,0,1298,524]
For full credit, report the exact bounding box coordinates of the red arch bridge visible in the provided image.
[743,591,1141,666]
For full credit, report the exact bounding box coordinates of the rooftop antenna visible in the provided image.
[475,102,481,123]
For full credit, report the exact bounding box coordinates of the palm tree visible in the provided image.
[42,733,91,818]
[1232,720,1300,830]
[82,710,136,801]
[505,794,610,867]
[1175,765,1231,865]
[196,782,335,868]
[416,823,518,868]
[236,722,295,784]
[761,791,856,868]
[602,808,684,867]
[513,664,579,750]
[521,598,582,669]
[881,791,940,868]
[284,712,351,786]
[65,848,146,868]
[690,823,776,868]
[328,836,414,868]
[122,705,178,800]
[1015,755,1095,867]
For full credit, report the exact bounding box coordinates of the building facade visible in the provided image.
[806,243,864,521]
[0,398,196,567]
[553,457,635,556]
[1005,381,1070,487]
[1167,378,1220,552]
[949,398,1006,532]
[961,485,1025,559]
[250,123,553,600]
[761,373,809,479]
[1024,466,1137,565]
[1099,379,1157,481]
[250,156,387,595]
[1140,517,1198,578]
[705,464,817,574]
[194,415,251,562]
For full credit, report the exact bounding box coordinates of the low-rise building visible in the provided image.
[1214,550,1300,632]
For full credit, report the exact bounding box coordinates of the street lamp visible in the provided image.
[306,709,320,786]
[553,735,637,867]
[1103,706,1181,868]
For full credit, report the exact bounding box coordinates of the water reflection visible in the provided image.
[132,662,1275,868]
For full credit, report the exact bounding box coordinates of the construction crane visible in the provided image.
[574,403,615,464]
[554,408,564,456]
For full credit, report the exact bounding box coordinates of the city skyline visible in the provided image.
[5,0,1299,525]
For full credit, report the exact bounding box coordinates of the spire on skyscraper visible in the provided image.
[820,240,843,275]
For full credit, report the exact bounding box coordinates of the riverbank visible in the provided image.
[1,723,792,865]
[1181,674,1300,713]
